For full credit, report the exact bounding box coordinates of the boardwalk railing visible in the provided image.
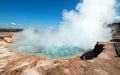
[113,43,120,57]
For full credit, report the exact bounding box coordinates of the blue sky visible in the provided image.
[0,0,120,28]
[116,0,120,14]
[0,0,80,28]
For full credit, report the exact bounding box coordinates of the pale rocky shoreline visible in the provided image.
[0,36,120,75]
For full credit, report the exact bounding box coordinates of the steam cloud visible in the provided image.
[10,0,117,58]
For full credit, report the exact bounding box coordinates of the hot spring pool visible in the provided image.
[9,45,85,58]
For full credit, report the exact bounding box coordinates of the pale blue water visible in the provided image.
[9,45,85,58]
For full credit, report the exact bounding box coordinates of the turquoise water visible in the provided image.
[9,45,85,58]
[39,47,84,58]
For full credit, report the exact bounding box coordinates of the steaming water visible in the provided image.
[9,0,118,58]
[10,45,84,58]
[9,28,85,58]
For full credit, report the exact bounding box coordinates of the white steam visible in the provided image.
[10,0,117,57]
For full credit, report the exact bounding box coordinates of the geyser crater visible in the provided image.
[9,0,118,58]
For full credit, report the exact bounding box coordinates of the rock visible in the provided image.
[23,68,41,75]
[4,37,13,43]
[63,69,70,75]
[94,69,109,75]
[80,42,104,60]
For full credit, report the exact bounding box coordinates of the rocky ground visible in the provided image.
[0,22,120,75]
[0,34,120,75]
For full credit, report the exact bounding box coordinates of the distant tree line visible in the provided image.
[0,28,23,32]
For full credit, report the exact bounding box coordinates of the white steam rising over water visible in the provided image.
[10,0,117,58]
